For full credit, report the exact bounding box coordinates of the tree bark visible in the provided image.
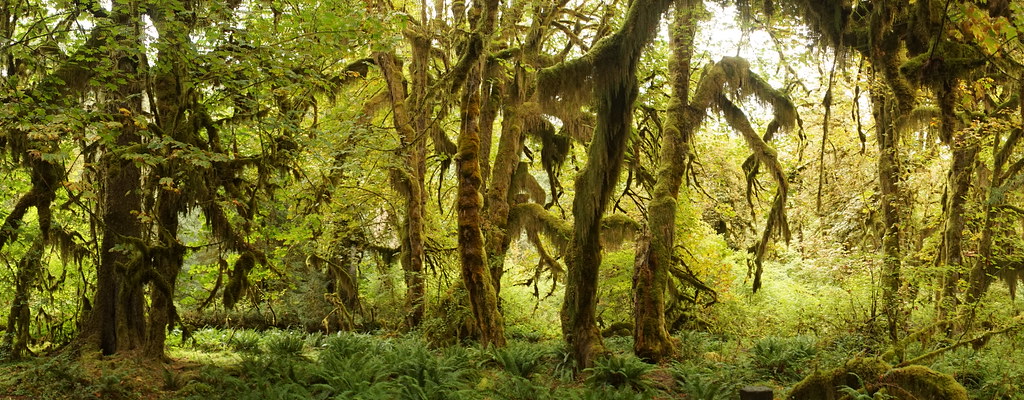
[866,3,916,347]
[86,0,148,355]
[632,0,699,363]
[540,0,672,369]
[965,106,1022,304]
[937,138,978,320]
[454,0,506,347]
[456,60,506,348]
[3,237,45,359]
[375,48,429,328]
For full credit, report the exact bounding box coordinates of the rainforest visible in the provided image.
[1,0,1023,399]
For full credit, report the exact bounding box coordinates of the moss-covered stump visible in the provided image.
[788,357,890,400]
[875,365,968,400]
[788,358,968,400]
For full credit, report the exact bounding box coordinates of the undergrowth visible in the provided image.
[3,319,1022,400]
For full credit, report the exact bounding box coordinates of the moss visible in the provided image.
[877,365,969,400]
[900,41,986,86]
[788,357,890,400]
[789,358,969,400]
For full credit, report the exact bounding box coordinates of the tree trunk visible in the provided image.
[374,49,429,328]
[86,1,148,355]
[456,60,506,348]
[143,1,191,360]
[965,120,1021,304]
[937,141,978,320]
[454,0,506,347]
[632,0,699,363]
[866,8,916,346]
[546,0,672,369]
[3,237,45,359]
[875,97,904,347]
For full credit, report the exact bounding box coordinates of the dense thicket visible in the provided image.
[1,1,1023,395]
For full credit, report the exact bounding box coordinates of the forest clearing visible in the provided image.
[2,0,1024,398]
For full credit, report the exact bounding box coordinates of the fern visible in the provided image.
[228,329,262,354]
[491,342,548,378]
[751,335,817,381]
[264,330,306,358]
[585,355,653,391]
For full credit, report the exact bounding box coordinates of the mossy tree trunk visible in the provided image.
[965,97,1023,304]
[143,0,193,359]
[866,2,916,347]
[0,157,61,360]
[85,0,150,355]
[455,0,506,347]
[632,0,700,363]
[3,237,45,359]
[540,0,673,368]
[375,42,430,328]
[937,128,978,320]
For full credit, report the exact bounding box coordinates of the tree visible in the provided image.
[537,0,674,368]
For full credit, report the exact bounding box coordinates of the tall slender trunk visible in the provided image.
[142,0,192,359]
[937,140,978,320]
[965,102,1022,304]
[375,47,429,328]
[867,4,915,346]
[546,0,672,369]
[454,0,505,347]
[3,237,45,359]
[874,95,904,346]
[456,59,506,348]
[482,70,526,296]
[632,0,698,363]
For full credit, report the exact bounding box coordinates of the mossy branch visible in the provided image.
[508,203,572,252]
[895,315,1024,368]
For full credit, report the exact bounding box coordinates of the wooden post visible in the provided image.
[740,385,773,400]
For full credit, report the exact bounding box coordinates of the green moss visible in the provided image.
[900,41,986,86]
[789,358,969,400]
[788,357,890,400]
[878,365,969,400]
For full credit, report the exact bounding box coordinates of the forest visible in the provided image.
[1,0,1023,398]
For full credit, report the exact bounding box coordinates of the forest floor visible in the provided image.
[3,259,1024,399]
[1,323,1023,400]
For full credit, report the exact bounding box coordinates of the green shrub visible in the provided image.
[385,336,478,400]
[321,331,376,358]
[264,329,306,357]
[316,344,396,399]
[228,329,262,354]
[162,368,186,391]
[490,376,555,400]
[189,327,229,352]
[751,335,817,381]
[585,354,653,391]
[575,387,649,400]
[678,374,731,400]
[491,341,548,378]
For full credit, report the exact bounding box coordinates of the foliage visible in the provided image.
[750,335,817,381]
[263,329,307,358]
[490,341,549,379]
[585,354,654,391]
[228,329,262,354]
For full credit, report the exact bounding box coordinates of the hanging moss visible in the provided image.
[600,214,640,250]
[223,252,256,310]
[507,203,572,252]
[510,162,547,204]
[900,41,986,87]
